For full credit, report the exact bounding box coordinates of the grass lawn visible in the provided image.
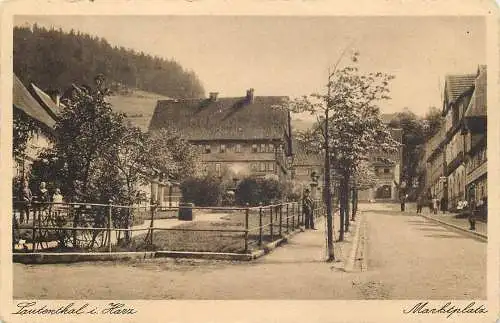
[132,206,305,253]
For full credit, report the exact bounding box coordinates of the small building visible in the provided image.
[149,89,293,182]
[290,137,323,196]
[357,125,403,202]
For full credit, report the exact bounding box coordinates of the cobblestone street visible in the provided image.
[14,203,486,299]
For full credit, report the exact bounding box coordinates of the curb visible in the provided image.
[344,212,364,272]
[418,214,487,241]
[13,251,156,264]
[249,227,303,260]
[13,227,306,264]
[155,251,252,261]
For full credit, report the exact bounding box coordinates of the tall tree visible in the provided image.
[288,51,399,248]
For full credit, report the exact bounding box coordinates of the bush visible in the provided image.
[235,176,288,206]
[180,176,224,206]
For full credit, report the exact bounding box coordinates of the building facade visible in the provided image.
[464,65,487,205]
[442,73,476,209]
[149,89,293,182]
[421,66,487,212]
[357,127,403,201]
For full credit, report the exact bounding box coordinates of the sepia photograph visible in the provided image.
[8,11,490,311]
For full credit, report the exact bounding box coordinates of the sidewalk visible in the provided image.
[379,202,487,237]
[257,209,361,271]
[418,211,487,237]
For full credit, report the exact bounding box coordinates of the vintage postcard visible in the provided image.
[0,0,498,322]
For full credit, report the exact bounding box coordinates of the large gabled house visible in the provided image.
[13,75,60,180]
[149,89,293,183]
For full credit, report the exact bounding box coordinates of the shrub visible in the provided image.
[180,176,224,206]
[235,176,289,206]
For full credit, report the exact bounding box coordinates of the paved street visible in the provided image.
[14,203,486,299]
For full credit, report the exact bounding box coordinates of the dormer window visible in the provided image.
[236,144,242,153]
[260,144,266,153]
[205,145,211,154]
[252,144,258,153]
[269,144,274,152]
[220,144,226,153]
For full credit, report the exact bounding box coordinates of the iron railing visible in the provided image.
[12,199,325,255]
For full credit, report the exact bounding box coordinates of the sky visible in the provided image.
[15,15,486,117]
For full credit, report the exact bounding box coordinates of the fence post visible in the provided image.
[30,204,36,252]
[270,205,274,241]
[244,204,249,253]
[149,203,157,246]
[107,202,112,253]
[286,203,289,234]
[259,202,263,246]
[279,204,283,236]
[72,205,78,248]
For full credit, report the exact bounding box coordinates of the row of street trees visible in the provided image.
[19,77,200,205]
[286,51,400,261]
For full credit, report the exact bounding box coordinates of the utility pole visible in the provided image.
[325,68,334,262]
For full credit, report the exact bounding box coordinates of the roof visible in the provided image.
[380,113,398,125]
[465,65,487,118]
[149,95,290,141]
[30,83,61,119]
[292,137,322,166]
[13,75,56,129]
[444,74,476,105]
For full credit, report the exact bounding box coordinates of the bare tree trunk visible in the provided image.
[351,187,358,221]
[339,177,345,241]
[345,175,350,233]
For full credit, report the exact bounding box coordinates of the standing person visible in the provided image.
[302,189,316,230]
[21,179,32,223]
[399,191,405,212]
[468,198,477,231]
[440,196,447,214]
[431,196,438,214]
[416,195,423,214]
[52,188,64,216]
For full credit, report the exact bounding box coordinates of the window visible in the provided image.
[384,168,390,174]
[205,145,211,154]
[260,144,266,153]
[236,144,242,153]
[251,163,257,171]
[220,144,226,153]
[215,163,221,176]
[268,162,275,171]
[203,164,208,175]
[269,144,274,152]
[252,144,258,153]
[260,162,266,171]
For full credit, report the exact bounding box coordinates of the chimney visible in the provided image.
[209,92,219,101]
[246,88,254,103]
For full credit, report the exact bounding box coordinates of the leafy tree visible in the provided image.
[144,129,201,182]
[286,51,399,249]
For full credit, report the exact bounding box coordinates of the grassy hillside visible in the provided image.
[108,89,170,131]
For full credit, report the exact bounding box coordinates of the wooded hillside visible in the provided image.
[13,24,205,98]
